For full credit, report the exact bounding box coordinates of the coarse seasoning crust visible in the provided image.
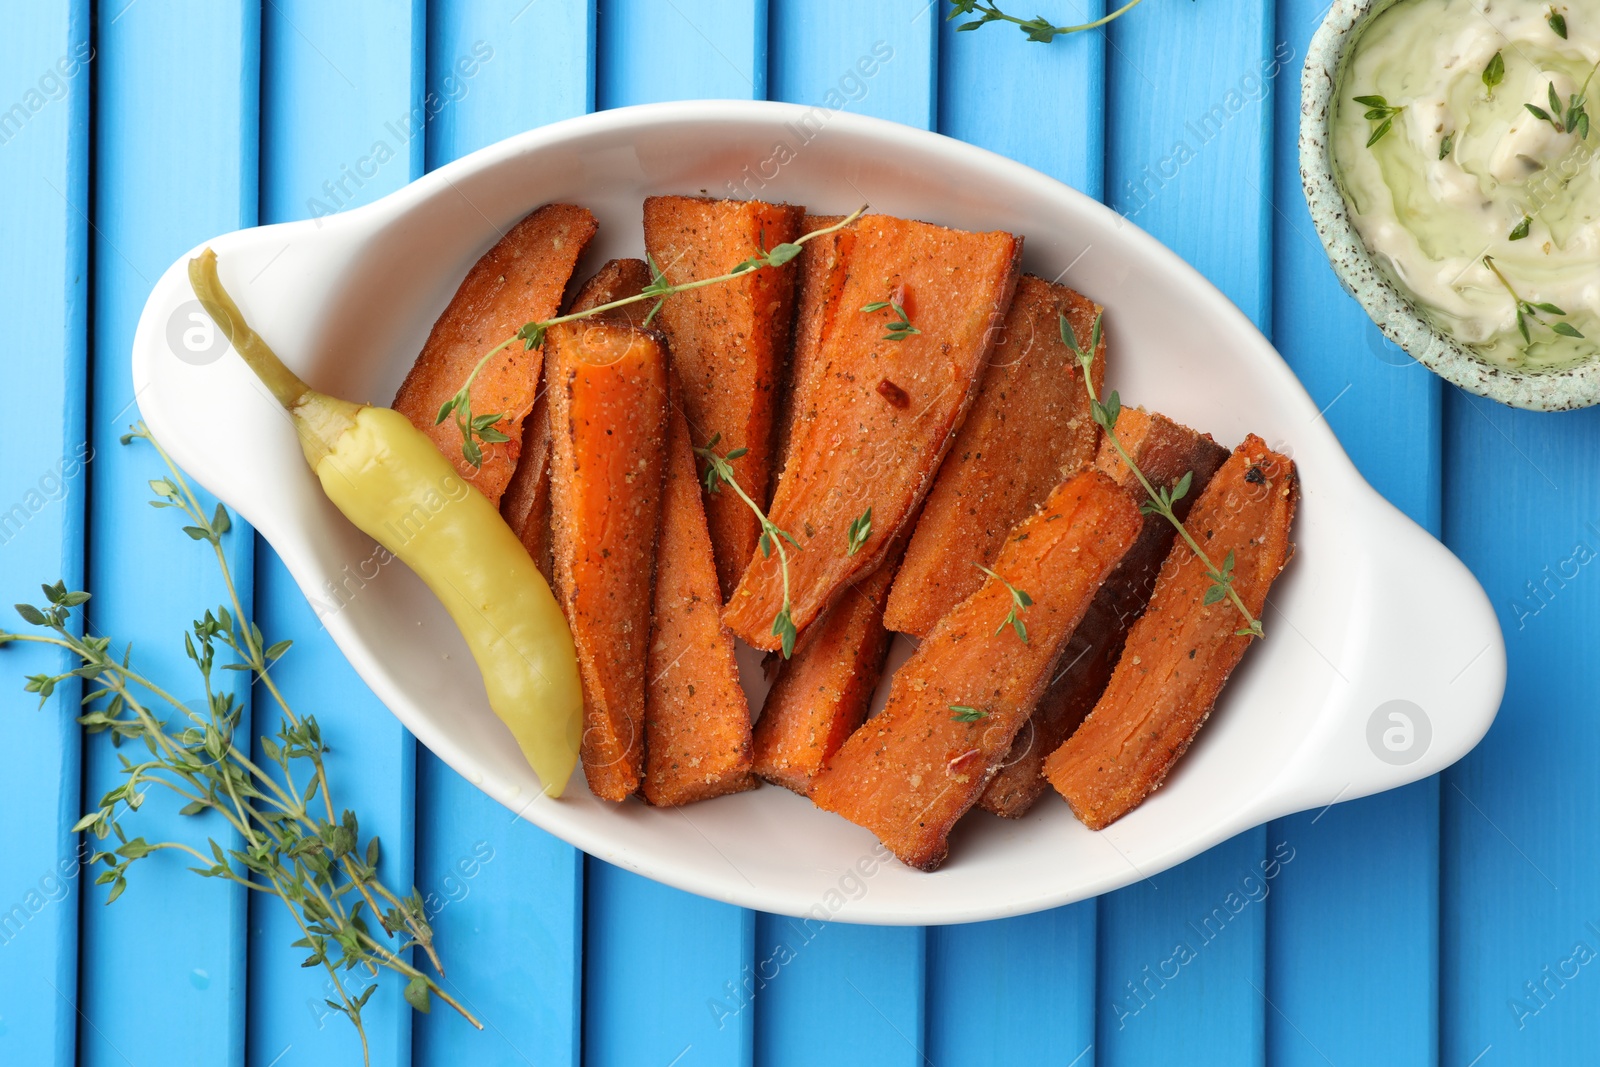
[885,274,1106,638]
[978,408,1229,817]
[809,470,1140,871]
[546,321,669,801]
[643,195,805,597]
[643,391,758,807]
[723,213,1024,651]
[503,258,655,578]
[1044,434,1298,830]
[773,213,852,483]
[395,203,597,504]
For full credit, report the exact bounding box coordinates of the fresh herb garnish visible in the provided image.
[1354,94,1404,147]
[846,506,873,556]
[1484,50,1505,96]
[1483,255,1585,344]
[975,563,1032,643]
[1060,311,1265,638]
[861,291,920,341]
[445,207,867,468]
[1549,6,1568,38]
[695,432,802,657]
[1439,131,1455,160]
[2,425,480,1064]
[1509,215,1533,241]
[946,0,1146,43]
[1525,70,1594,139]
[949,705,988,722]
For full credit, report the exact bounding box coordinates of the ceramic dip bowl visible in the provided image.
[1301,0,1600,411]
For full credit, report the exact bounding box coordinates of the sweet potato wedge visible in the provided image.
[643,393,758,806]
[978,409,1228,817]
[1044,434,1298,830]
[643,196,805,597]
[502,259,655,581]
[810,471,1140,871]
[395,203,597,504]
[773,213,851,481]
[546,321,669,802]
[885,274,1106,637]
[724,214,1023,651]
[752,544,900,796]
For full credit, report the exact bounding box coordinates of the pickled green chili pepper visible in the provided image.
[188,249,583,796]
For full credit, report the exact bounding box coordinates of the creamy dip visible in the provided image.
[1333,0,1600,369]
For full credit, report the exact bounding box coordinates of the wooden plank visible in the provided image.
[1098,0,1272,1062]
[1261,1,1441,1062]
[750,5,936,1065]
[769,0,937,130]
[248,4,421,1064]
[582,6,761,1065]
[924,7,1104,1063]
[412,3,593,1066]
[81,2,258,1064]
[597,0,764,106]
[1440,400,1599,1064]
[0,3,89,1064]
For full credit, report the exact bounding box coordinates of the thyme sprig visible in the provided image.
[949,705,988,722]
[1484,50,1506,96]
[975,563,1032,643]
[443,206,868,468]
[1483,255,1585,343]
[1524,64,1595,140]
[1060,312,1265,638]
[1549,6,1568,38]
[861,291,920,341]
[1,425,480,1064]
[947,0,1146,43]
[846,507,873,556]
[1354,94,1404,147]
[694,433,802,657]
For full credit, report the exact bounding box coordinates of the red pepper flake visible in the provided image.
[877,379,910,408]
[946,748,982,778]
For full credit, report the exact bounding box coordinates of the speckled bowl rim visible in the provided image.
[1300,0,1600,411]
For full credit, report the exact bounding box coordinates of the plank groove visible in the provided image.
[82,2,260,1064]
[1099,0,1274,1061]
[1263,2,1443,1062]
[413,2,594,1065]
[251,3,424,1064]
[0,3,90,1064]
[925,6,1106,1063]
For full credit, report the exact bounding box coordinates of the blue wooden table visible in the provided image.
[2,1,1596,1063]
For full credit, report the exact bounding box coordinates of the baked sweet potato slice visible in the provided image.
[773,213,851,481]
[810,471,1140,871]
[546,321,668,801]
[978,409,1228,817]
[643,394,758,806]
[724,214,1023,651]
[643,196,805,596]
[395,203,597,504]
[503,258,656,577]
[752,544,900,797]
[1045,434,1298,830]
[884,275,1105,637]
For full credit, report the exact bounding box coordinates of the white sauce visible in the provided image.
[1333,0,1600,369]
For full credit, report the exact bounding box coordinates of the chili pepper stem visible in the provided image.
[189,249,362,467]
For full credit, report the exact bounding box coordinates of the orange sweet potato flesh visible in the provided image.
[395,203,597,505]
[724,214,1023,651]
[977,409,1229,817]
[1045,434,1298,830]
[885,274,1106,638]
[503,259,656,578]
[546,321,668,802]
[773,214,850,483]
[643,196,805,597]
[643,395,758,806]
[752,543,901,796]
[810,471,1140,871]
